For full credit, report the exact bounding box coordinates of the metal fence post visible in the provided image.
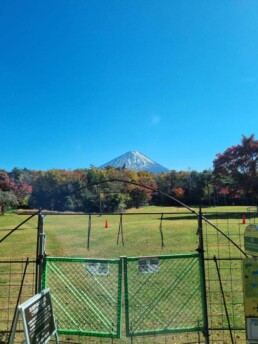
[123,256,130,337]
[197,206,210,344]
[36,213,45,293]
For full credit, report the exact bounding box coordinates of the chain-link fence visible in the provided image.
[41,254,205,340]
[124,254,205,337]
[42,257,122,339]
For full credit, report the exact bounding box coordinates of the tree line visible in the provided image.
[0,135,257,213]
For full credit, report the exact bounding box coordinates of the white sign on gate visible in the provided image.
[138,257,159,274]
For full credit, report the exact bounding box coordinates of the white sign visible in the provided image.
[9,289,58,344]
[138,257,159,274]
[87,262,109,276]
[247,317,258,340]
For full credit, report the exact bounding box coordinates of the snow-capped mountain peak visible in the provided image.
[99,151,169,173]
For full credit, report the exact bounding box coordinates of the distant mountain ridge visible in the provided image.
[99,151,169,173]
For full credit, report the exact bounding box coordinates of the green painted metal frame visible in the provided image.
[124,253,206,337]
[42,257,122,339]
[42,254,206,339]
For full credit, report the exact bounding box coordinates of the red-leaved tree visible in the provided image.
[213,135,258,204]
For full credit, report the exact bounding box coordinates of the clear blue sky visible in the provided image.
[1,1,257,172]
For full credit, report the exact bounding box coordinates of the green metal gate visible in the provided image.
[42,254,205,339]
[42,257,122,338]
[124,254,205,336]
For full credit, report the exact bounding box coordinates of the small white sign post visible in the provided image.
[9,288,58,344]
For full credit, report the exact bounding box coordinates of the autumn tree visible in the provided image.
[213,134,258,204]
[0,191,18,214]
[0,171,18,213]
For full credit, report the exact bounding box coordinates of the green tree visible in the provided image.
[199,170,214,206]
[0,191,18,214]
[29,170,87,211]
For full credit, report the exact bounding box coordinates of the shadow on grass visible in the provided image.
[161,212,258,221]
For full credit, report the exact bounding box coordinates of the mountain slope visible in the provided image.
[99,151,169,173]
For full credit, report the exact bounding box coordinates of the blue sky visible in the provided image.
[1,1,258,172]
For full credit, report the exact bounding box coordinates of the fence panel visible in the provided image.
[124,254,205,337]
[42,257,122,339]
[203,220,247,342]
[0,260,36,344]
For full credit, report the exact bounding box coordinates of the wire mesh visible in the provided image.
[203,219,247,343]
[42,257,122,339]
[124,254,205,337]
[0,259,36,344]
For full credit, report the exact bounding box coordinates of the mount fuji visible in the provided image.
[99,151,169,173]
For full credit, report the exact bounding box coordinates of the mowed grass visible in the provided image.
[0,205,253,260]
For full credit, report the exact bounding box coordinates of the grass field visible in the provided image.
[1,205,253,260]
[0,205,256,343]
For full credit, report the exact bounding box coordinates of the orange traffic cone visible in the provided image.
[242,215,246,224]
[105,220,108,229]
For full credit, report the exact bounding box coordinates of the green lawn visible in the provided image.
[0,205,255,343]
[0,205,252,260]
